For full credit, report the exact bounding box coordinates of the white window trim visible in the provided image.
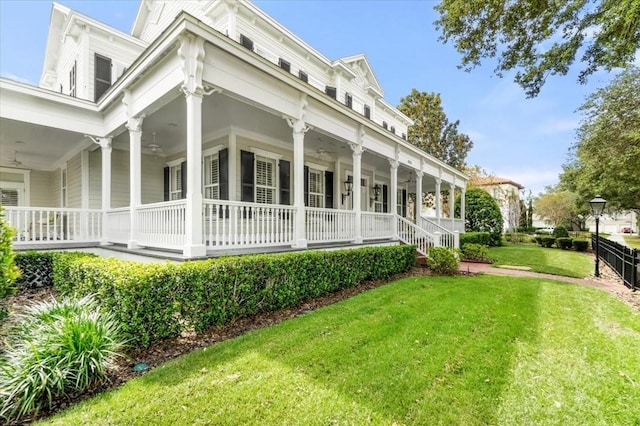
[307,167,324,208]
[249,146,283,160]
[202,149,221,200]
[61,165,68,207]
[0,167,30,206]
[166,158,185,168]
[254,154,278,205]
[203,144,225,157]
[305,161,328,172]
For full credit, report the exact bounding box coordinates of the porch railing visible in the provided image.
[137,200,187,249]
[105,207,130,245]
[397,216,435,256]
[420,217,455,249]
[4,207,102,244]
[306,208,356,243]
[203,200,296,248]
[362,212,394,240]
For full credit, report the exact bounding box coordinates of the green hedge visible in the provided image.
[460,232,492,248]
[14,251,98,290]
[51,245,416,347]
[573,239,589,252]
[556,237,573,250]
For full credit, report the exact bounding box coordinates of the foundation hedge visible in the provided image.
[52,245,416,347]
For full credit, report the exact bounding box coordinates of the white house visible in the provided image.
[470,176,524,233]
[0,1,467,259]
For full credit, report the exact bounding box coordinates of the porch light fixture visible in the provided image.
[369,184,382,207]
[342,176,353,205]
[589,195,607,277]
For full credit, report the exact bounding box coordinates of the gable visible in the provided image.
[340,54,383,97]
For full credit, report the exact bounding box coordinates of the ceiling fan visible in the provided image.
[315,147,336,158]
[6,151,22,167]
[146,132,162,157]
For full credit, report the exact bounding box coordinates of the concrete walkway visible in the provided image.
[607,233,630,247]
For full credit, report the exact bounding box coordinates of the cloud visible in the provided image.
[488,167,561,196]
[537,118,580,135]
[1,72,34,85]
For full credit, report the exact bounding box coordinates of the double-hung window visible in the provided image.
[169,162,183,200]
[397,188,404,216]
[255,155,276,204]
[308,168,324,208]
[61,166,68,207]
[203,150,220,200]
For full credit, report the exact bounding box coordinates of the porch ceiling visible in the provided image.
[0,118,89,171]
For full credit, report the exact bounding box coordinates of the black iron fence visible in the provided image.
[593,235,638,291]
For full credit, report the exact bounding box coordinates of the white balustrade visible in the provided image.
[420,217,456,248]
[4,207,102,244]
[203,200,296,248]
[305,208,356,243]
[362,212,394,240]
[397,216,435,256]
[105,208,130,244]
[136,200,186,249]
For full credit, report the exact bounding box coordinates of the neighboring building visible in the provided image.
[470,176,524,232]
[0,1,467,259]
[585,211,637,234]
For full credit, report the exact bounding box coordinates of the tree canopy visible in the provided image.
[434,0,640,97]
[534,190,588,230]
[455,188,503,245]
[559,66,640,212]
[398,89,473,169]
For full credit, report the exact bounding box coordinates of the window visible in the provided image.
[345,93,353,108]
[382,121,388,130]
[0,188,19,207]
[61,167,67,207]
[390,126,395,134]
[278,58,291,72]
[402,133,407,140]
[169,163,183,200]
[69,60,76,97]
[203,152,220,199]
[298,70,308,82]
[94,54,112,101]
[364,104,371,119]
[240,34,254,51]
[308,168,324,208]
[255,155,276,204]
[325,86,337,99]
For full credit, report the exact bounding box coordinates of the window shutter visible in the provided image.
[324,171,333,209]
[304,165,309,206]
[278,58,291,72]
[180,161,187,199]
[298,70,308,82]
[382,184,388,213]
[345,93,352,108]
[241,150,254,202]
[382,121,388,130]
[325,86,336,99]
[240,34,254,51]
[94,54,112,101]
[279,159,290,205]
[163,167,170,201]
[364,104,371,119]
[402,189,407,217]
[219,148,229,200]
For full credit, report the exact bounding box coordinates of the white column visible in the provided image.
[449,183,456,230]
[292,126,307,247]
[228,130,237,201]
[415,171,423,224]
[334,158,341,210]
[183,90,206,258]
[80,150,90,240]
[389,159,398,239]
[351,128,364,243]
[435,178,442,225]
[127,115,144,249]
[99,138,112,245]
[460,188,466,226]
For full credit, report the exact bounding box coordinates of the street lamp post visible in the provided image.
[589,195,607,277]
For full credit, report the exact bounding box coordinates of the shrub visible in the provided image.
[53,245,416,346]
[462,243,490,262]
[427,247,460,275]
[0,206,20,321]
[460,232,492,248]
[540,236,556,248]
[455,188,503,246]
[534,235,544,245]
[14,251,57,290]
[553,226,569,238]
[556,237,573,250]
[573,239,589,252]
[0,295,125,422]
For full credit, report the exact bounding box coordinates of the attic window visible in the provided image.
[402,133,407,140]
[298,70,308,82]
[345,93,353,109]
[240,34,254,51]
[364,105,371,119]
[382,121,388,130]
[390,126,395,134]
[94,54,112,102]
[278,58,291,72]
[325,86,337,99]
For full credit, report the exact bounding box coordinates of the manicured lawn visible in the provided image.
[488,244,593,278]
[40,276,640,425]
[623,235,640,249]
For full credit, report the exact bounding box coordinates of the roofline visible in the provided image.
[1,77,99,111]
[471,178,525,190]
[340,53,384,94]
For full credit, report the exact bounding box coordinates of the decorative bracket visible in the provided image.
[178,34,206,96]
[84,135,112,150]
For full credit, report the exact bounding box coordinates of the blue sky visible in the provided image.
[0,0,621,195]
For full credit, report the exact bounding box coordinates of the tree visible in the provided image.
[560,66,640,213]
[455,188,503,246]
[434,1,640,97]
[534,190,587,230]
[398,89,473,169]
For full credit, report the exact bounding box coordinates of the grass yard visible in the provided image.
[623,235,640,249]
[40,276,640,425]
[488,244,593,278]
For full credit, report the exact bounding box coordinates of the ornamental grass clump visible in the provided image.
[0,295,125,422]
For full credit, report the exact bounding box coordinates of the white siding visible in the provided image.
[30,170,56,207]
[89,149,102,209]
[67,154,82,208]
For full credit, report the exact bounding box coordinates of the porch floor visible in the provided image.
[14,239,400,263]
